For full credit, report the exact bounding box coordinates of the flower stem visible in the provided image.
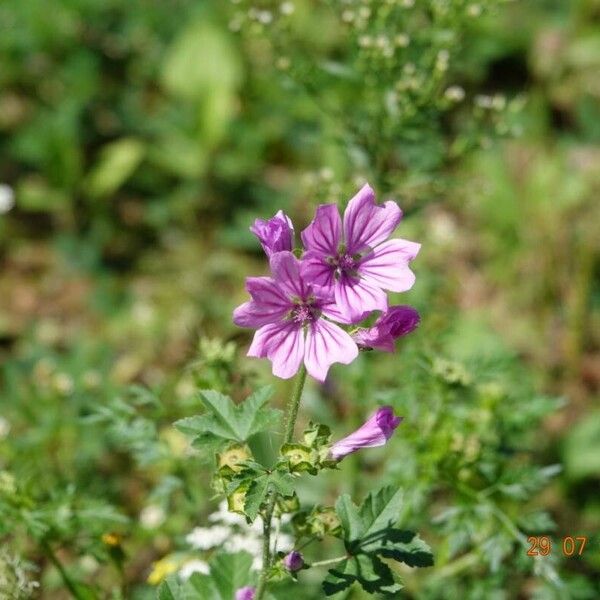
[311,555,347,568]
[41,539,86,600]
[255,365,307,600]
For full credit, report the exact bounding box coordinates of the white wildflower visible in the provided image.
[280,2,295,15]
[186,525,230,550]
[0,184,14,214]
[208,500,247,526]
[445,85,465,102]
[395,34,410,48]
[0,417,10,439]
[140,505,166,529]
[179,560,210,580]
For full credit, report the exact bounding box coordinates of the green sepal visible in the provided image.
[280,443,318,474]
[293,506,342,539]
[303,422,332,448]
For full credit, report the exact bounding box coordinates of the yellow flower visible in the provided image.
[147,558,178,585]
[101,533,122,547]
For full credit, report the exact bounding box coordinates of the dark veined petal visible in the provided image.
[249,210,294,257]
[300,251,336,292]
[301,204,342,256]
[343,184,402,254]
[269,251,308,299]
[334,274,388,324]
[248,321,305,380]
[233,300,288,328]
[358,238,420,292]
[329,406,403,460]
[304,319,358,382]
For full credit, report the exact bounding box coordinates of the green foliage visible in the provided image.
[157,552,255,600]
[323,487,433,596]
[0,0,598,598]
[174,386,281,451]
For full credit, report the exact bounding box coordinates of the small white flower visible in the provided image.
[179,559,210,580]
[280,2,295,15]
[0,184,14,214]
[140,505,166,529]
[186,525,230,550]
[258,10,273,24]
[445,85,465,102]
[0,416,10,439]
[208,500,247,526]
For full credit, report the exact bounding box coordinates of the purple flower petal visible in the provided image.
[343,184,402,254]
[245,276,291,307]
[248,321,305,379]
[269,251,309,299]
[235,586,256,600]
[334,275,388,324]
[233,277,292,327]
[353,305,420,352]
[301,204,342,256]
[304,320,358,382]
[250,210,294,257]
[283,550,304,572]
[329,406,403,460]
[301,250,336,290]
[233,301,285,328]
[358,239,420,293]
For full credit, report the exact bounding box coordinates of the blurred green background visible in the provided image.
[1,0,599,598]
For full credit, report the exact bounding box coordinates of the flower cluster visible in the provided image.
[184,500,293,572]
[234,183,420,382]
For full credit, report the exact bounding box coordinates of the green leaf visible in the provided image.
[174,387,281,448]
[210,552,254,600]
[335,494,365,542]
[323,554,402,597]
[157,573,220,600]
[360,486,404,538]
[85,138,145,199]
[326,486,433,596]
[157,576,183,600]
[244,474,271,522]
[243,469,295,522]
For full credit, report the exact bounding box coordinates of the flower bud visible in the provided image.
[250,210,294,257]
[353,306,420,352]
[329,406,402,461]
[235,586,256,600]
[283,550,304,572]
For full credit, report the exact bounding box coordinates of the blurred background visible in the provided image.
[0,0,599,598]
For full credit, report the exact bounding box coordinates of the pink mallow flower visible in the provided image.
[235,586,256,600]
[250,210,294,257]
[302,184,420,323]
[283,550,304,572]
[353,305,420,352]
[329,406,403,460]
[233,251,358,382]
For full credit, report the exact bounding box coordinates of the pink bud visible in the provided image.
[250,210,294,257]
[330,406,402,460]
[283,550,304,572]
[235,586,256,600]
[353,305,420,352]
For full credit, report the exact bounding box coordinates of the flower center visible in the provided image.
[327,251,360,280]
[338,253,357,270]
[290,301,319,324]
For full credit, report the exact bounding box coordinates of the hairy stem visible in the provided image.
[255,365,307,600]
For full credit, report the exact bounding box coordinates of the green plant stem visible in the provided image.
[311,555,347,568]
[255,365,307,600]
[41,540,86,600]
